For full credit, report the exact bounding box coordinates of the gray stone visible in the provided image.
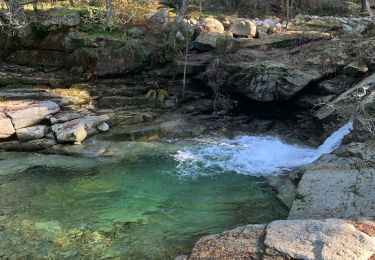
[52,115,110,143]
[52,122,87,143]
[36,8,81,31]
[97,122,109,132]
[289,142,375,220]
[190,224,266,259]
[265,219,375,260]
[188,219,375,260]
[343,62,368,76]
[314,72,375,124]
[230,18,257,38]
[6,50,66,67]
[149,8,169,25]
[226,61,319,102]
[0,113,15,139]
[198,18,225,33]
[49,112,82,124]
[16,125,48,142]
[4,101,60,129]
[193,32,231,51]
[0,138,56,151]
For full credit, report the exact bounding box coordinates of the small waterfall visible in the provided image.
[173,121,353,176]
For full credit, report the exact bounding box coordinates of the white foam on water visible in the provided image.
[173,121,353,176]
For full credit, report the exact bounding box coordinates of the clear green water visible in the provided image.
[0,143,288,259]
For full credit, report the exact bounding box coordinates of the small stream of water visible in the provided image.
[0,122,352,259]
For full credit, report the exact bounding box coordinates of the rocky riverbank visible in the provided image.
[1,7,375,259]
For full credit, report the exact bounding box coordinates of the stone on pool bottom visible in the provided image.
[0,153,287,259]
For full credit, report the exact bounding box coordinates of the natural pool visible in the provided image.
[0,122,352,259]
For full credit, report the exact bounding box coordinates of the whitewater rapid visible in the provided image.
[173,121,353,176]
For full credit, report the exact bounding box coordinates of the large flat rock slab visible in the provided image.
[2,101,60,129]
[188,219,375,260]
[190,224,266,260]
[289,142,375,220]
[265,219,375,260]
[0,112,15,139]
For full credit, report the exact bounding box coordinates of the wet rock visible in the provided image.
[190,224,266,259]
[0,113,15,139]
[34,220,63,241]
[16,125,48,142]
[230,18,257,38]
[3,101,60,129]
[226,61,319,102]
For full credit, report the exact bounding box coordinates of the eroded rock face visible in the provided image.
[34,8,81,31]
[16,125,48,142]
[0,100,110,150]
[6,50,66,67]
[189,219,375,260]
[265,219,375,260]
[0,138,57,151]
[52,115,110,143]
[226,61,319,102]
[314,72,375,124]
[2,101,60,130]
[0,113,15,139]
[289,142,375,220]
[230,18,257,38]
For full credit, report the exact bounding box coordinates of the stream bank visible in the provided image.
[1,7,375,259]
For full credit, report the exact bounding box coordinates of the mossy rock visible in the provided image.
[226,61,319,102]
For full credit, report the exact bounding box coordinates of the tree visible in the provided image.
[175,0,189,100]
[364,0,374,21]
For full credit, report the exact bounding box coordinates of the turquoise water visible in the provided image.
[0,147,288,259]
[0,121,353,259]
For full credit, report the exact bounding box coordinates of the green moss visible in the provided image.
[28,24,50,41]
[295,193,306,202]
